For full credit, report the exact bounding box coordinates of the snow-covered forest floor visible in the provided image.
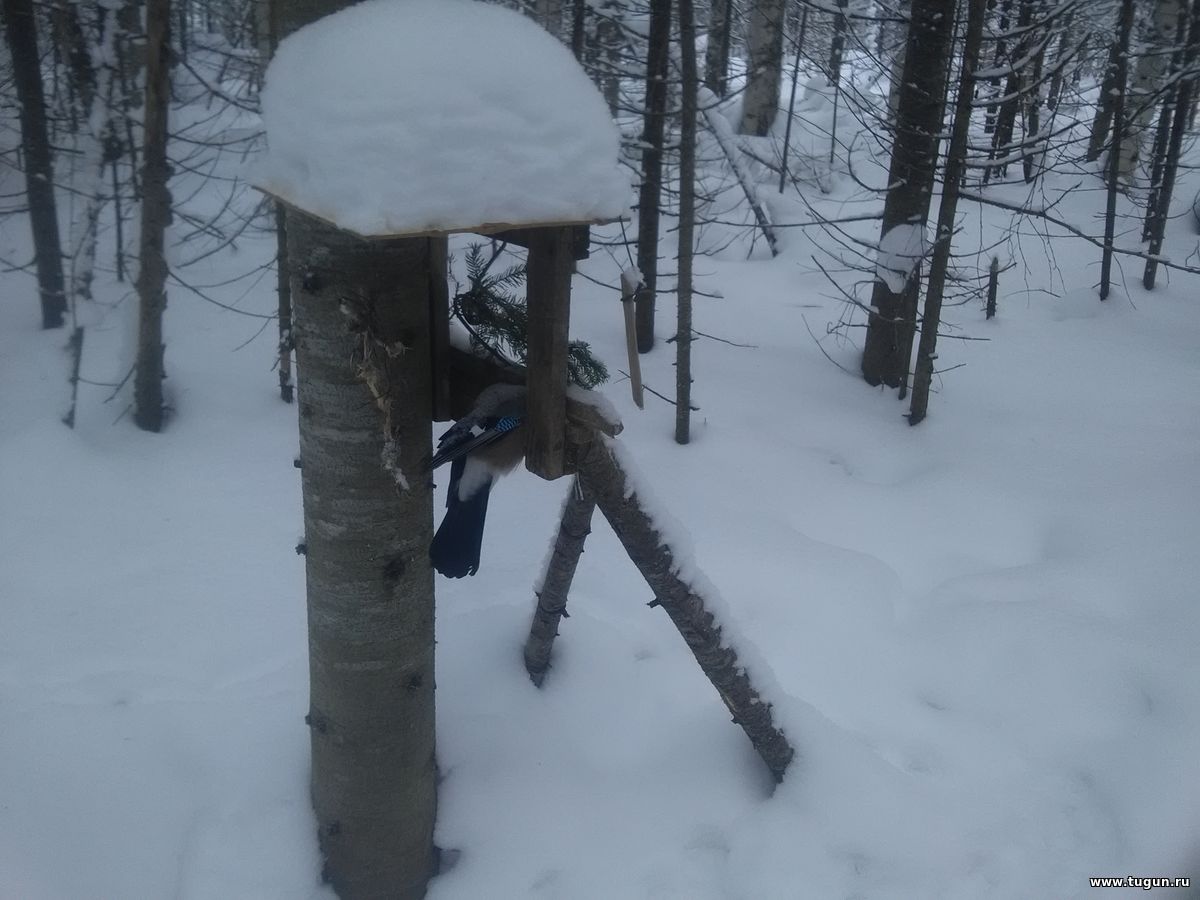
[3,40,1200,900]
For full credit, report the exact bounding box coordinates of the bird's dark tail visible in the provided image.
[431,459,492,578]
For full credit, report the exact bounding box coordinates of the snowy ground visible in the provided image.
[3,45,1200,900]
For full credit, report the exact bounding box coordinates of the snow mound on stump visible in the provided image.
[256,0,631,237]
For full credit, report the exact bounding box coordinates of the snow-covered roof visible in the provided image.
[255,0,631,238]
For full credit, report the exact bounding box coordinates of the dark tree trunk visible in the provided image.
[2,0,67,328]
[676,0,697,444]
[276,203,294,402]
[827,0,848,86]
[635,0,671,353]
[984,0,1032,184]
[1143,0,1200,289]
[523,478,595,686]
[909,0,987,425]
[1141,1,1189,241]
[861,0,956,390]
[1087,36,1122,162]
[705,0,732,96]
[984,0,1011,134]
[133,0,171,432]
[1099,0,1134,301]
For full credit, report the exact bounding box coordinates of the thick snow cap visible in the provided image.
[256,0,631,237]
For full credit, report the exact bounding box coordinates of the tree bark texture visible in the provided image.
[276,203,295,402]
[1087,33,1122,162]
[909,0,987,425]
[740,0,786,135]
[289,211,439,900]
[827,0,848,86]
[2,0,67,328]
[1100,0,1135,301]
[525,227,573,480]
[577,438,796,782]
[1119,0,1184,181]
[133,0,171,432]
[635,0,671,352]
[523,477,596,686]
[705,0,732,96]
[984,0,1032,185]
[1143,0,1200,289]
[675,0,697,444]
[861,0,955,389]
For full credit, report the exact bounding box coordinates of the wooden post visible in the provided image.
[620,269,645,409]
[525,226,574,480]
[523,477,596,685]
[986,256,998,319]
[577,437,795,782]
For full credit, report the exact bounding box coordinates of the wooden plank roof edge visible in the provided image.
[259,186,626,239]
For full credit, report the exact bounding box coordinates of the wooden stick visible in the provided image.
[620,268,645,409]
[523,477,596,686]
[576,438,795,782]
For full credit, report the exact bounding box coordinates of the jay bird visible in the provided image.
[429,384,527,578]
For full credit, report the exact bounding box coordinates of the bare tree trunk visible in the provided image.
[288,217,439,900]
[676,0,697,444]
[577,438,795,782]
[276,203,294,402]
[909,0,987,425]
[635,0,671,353]
[1142,0,1189,241]
[1099,0,1134,301]
[523,478,595,686]
[595,0,624,114]
[2,0,67,328]
[861,0,955,390]
[1143,0,1200,289]
[984,0,1032,185]
[705,0,732,96]
[1119,0,1184,181]
[779,6,808,191]
[273,3,441,896]
[133,0,171,432]
[827,0,848,86]
[1088,33,1122,162]
[740,0,785,135]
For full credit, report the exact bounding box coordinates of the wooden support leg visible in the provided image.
[523,476,596,686]
[576,438,795,782]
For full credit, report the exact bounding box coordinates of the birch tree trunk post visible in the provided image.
[1099,0,1134,302]
[740,0,786,135]
[576,438,795,782]
[861,0,955,390]
[635,0,671,352]
[675,0,697,445]
[273,3,442,897]
[133,0,171,432]
[909,0,987,425]
[2,0,68,329]
[288,214,440,900]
